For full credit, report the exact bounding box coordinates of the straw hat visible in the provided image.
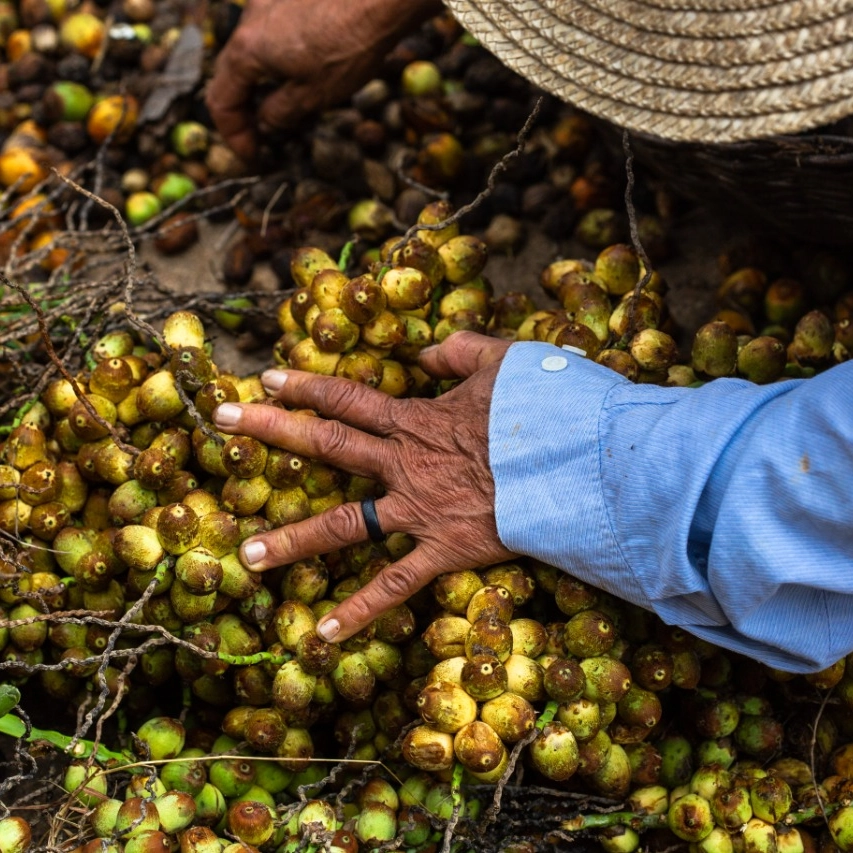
[443,0,853,142]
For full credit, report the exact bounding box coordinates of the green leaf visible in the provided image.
[0,684,21,717]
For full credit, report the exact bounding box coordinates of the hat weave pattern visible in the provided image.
[445,0,853,140]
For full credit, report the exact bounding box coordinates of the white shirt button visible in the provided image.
[541,355,568,372]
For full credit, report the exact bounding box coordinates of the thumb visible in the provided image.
[419,331,511,380]
[257,80,318,133]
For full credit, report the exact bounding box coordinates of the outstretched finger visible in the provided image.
[314,548,445,643]
[212,401,387,479]
[259,370,399,434]
[419,332,511,379]
[237,498,393,571]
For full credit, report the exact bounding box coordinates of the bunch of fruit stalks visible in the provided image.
[0,165,267,425]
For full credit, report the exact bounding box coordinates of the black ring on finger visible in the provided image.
[360,497,385,543]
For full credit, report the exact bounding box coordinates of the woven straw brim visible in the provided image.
[444,0,853,142]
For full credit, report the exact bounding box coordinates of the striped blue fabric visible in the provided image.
[489,342,853,673]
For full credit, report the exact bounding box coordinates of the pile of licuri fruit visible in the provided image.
[1,273,853,851]
[273,198,497,397]
[525,247,851,387]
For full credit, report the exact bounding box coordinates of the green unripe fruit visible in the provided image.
[692,321,739,377]
[226,801,274,846]
[667,794,714,843]
[154,172,196,207]
[737,335,787,384]
[115,797,160,838]
[175,548,222,594]
[291,799,335,835]
[310,267,349,311]
[332,650,376,706]
[348,198,393,242]
[564,609,615,657]
[734,715,783,759]
[598,825,641,853]
[156,502,199,555]
[171,121,209,158]
[557,697,601,742]
[742,818,777,853]
[153,791,196,834]
[68,394,116,442]
[581,656,632,703]
[401,59,442,97]
[617,684,662,730]
[749,775,792,823]
[355,802,397,846]
[46,81,95,122]
[595,243,641,296]
[136,716,185,760]
[220,474,273,516]
[63,761,108,807]
[509,619,548,658]
[657,734,693,788]
[272,659,316,712]
[90,798,123,838]
[710,785,753,832]
[360,309,407,350]
[274,599,316,650]
[123,830,171,853]
[207,758,255,800]
[126,192,162,227]
[530,721,579,781]
[159,754,206,797]
[190,785,226,828]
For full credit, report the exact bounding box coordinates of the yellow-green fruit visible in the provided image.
[416,680,477,732]
[113,524,164,571]
[454,720,506,774]
[137,371,185,421]
[529,721,579,781]
[402,724,455,772]
[438,235,488,285]
[664,792,713,840]
[479,691,536,743]
[163,311,205,350]
[63,762,109,808]
[0,818,31,853]
[68,394,116,441]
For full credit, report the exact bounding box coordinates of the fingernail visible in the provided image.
[242,539,266,567]
[262,370,287,394]
[420,345,438,356]
[316,618,340,642]
[214,403,242,427]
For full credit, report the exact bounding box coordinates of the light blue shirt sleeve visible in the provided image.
[488,341,853,674]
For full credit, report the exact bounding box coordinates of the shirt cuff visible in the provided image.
[488,342,652,610]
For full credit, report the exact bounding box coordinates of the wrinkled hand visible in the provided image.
[206,0,442,160]
[213,332,515,642]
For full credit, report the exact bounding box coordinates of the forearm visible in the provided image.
[489,343,853,673]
